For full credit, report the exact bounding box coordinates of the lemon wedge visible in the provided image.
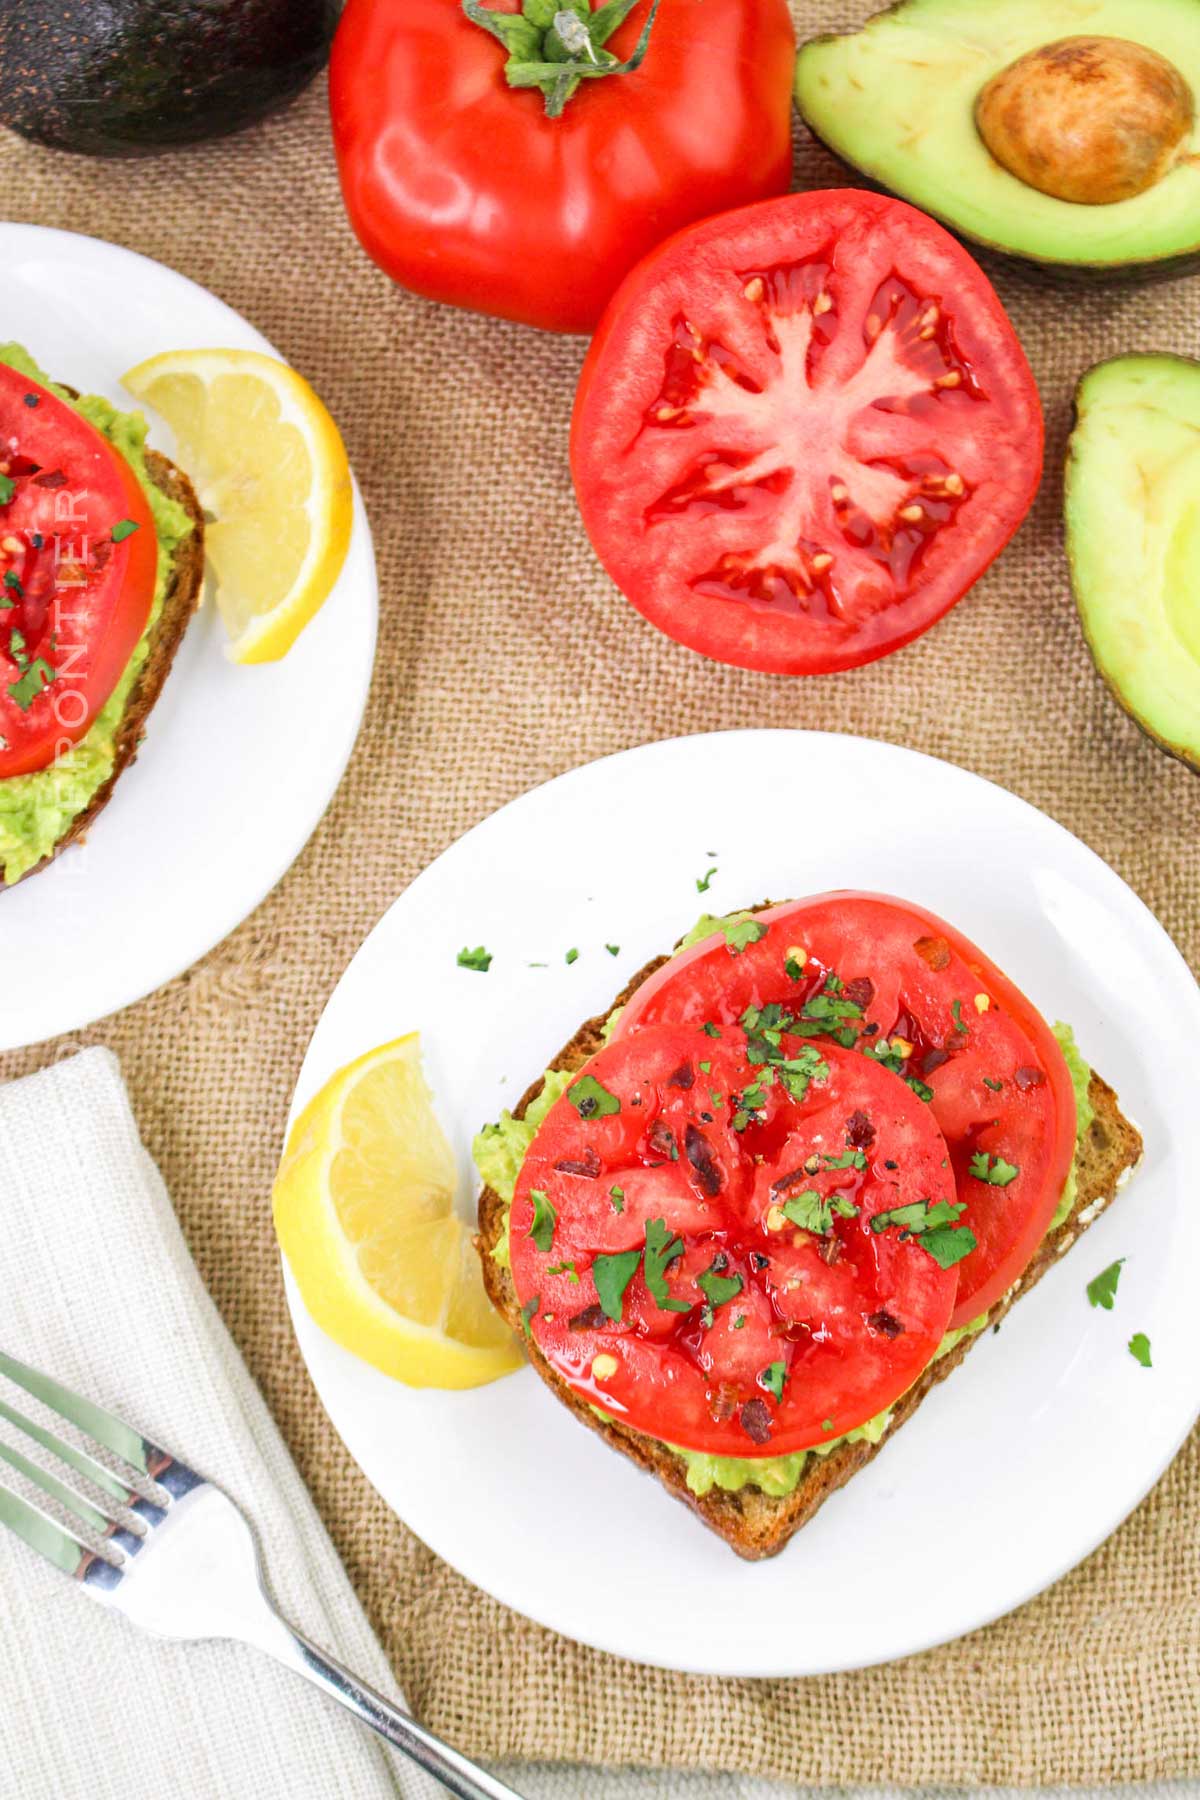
[273,1036,522,1389]
[122,347,353,663]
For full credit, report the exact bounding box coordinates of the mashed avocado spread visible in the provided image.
[0,343,194,884]
[473,928,1095,1499]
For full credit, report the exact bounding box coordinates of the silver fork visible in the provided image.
[0,1349,526,1800]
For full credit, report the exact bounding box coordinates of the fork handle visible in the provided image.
[269,1619,528,1800]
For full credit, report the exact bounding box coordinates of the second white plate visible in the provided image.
[286,730,1200,1677]
[0,225,377,1051]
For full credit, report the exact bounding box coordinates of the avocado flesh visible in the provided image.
[1066,354,1200,771]
[794,0,1200,269]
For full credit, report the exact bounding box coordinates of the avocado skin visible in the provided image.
[0,0,339,157]
[795,5,1200,283]
[1065,354,1200,775]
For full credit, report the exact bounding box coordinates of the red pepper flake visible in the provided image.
[1014,1065,1046,1090]
[845,1108,876,1149]
[684,1123,722,1196]
[554,1149,601,1178]
[667,1062,694,1090]
[913,934,951,972]
[739,1398,773,1445]
[867,1309,904,1338]
[843,976,874,1011]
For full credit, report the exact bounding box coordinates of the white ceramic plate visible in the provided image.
[0,224,377,1052]
[286,730,1200,1677]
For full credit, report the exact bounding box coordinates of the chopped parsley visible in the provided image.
[905,1076,935,1103]
[605,944,620,956]
[546,1260,579,1283]
[731,1082,768,1132]
[7,657,55,711]
[528,1189,557,1253]
[643,1217,690,1313]
[968,1151,1019,1187]
[698,1060,711,1074]
[592,1249,640,1322]
[519,1295,539,1338]
[871,1197,976,1269]
[567,1074,621,1119]
[457,945,492,973]
[0,475,14,505]
[983,1077,1004,1093]
[110,519,140,542]
[784,947,806,981]
[1086,1258,1124,1311]
[759,1361,787,1402]
[722,916,767,954]
[696,1259,743,1313]
[3,570,24,598]
[951,997,967,1035]
[609,1185,625,1212]
[781,1189,859,1234]
[565,947,579,965]
[1128,1333,1152,1368]
[821,1418,834,1432]
[733,1314,746,1330]
[823,1148,867,1171]
[696,866,717,893]
[701,1021,721,1038]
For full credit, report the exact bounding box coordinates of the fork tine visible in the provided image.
[0,1394,137,1507]
[0,1480,93,1578]
[0,1350,157,1477]
[0,1435,116,1534]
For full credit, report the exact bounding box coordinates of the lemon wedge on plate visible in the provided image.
[273,1036,522,1389]
[123,347,353,663]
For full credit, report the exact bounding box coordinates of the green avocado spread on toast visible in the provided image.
[474,936,1094,1500]
[0,343,194,884]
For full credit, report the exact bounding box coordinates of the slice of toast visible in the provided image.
[1,446,205,887]
[477,949,1144,1560]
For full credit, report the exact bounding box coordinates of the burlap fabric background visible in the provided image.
[1,3,1197,1784]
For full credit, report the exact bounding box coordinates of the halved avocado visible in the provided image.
[794,0,1200,274]
[1066,355,1200,772]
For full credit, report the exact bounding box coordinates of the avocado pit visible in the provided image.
[975,35,1194,205]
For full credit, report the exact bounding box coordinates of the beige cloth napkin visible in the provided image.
[0,1048,443,1800]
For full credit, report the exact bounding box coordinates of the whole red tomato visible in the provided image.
[329,0,797,335]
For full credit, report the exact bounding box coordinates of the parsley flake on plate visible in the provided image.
[696,865,717,893]
[457,945,492,973]
[1086,1258,1124,1311]
[1128,1332,1152,1368]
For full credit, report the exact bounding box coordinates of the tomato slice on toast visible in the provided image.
[0,366,158,779]
[509,1024,962,1457]
[571,190,1043,674]
[615,894,1077,1328]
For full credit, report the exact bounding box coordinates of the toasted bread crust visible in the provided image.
[477,942,1144,1560]
[1,447,204,886]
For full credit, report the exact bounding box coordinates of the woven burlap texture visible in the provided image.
[0,4,1197,1783]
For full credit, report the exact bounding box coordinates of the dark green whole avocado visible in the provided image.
[794,0,1200,277]
[0,0,339,156]
[1065,354,1200,773]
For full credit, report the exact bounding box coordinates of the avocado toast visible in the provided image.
[0,345,204,886]
[475,902,1143,1560]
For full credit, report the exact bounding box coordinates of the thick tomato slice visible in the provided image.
[571,190,1043,673]
[0,367,158,779]
[509,1024,961,1458]
[615,894,1078,1328]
